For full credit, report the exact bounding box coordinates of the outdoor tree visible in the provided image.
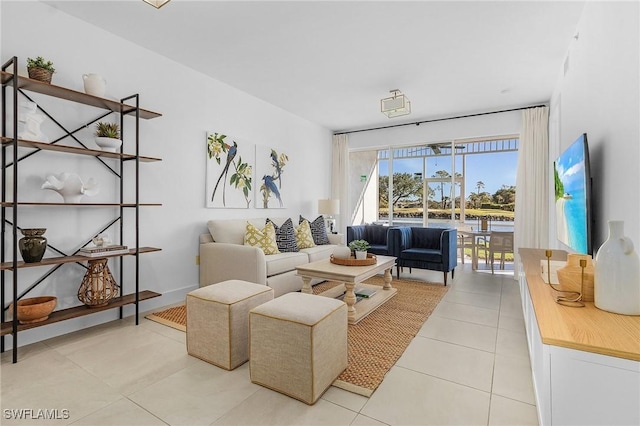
[432,170,451,208]
[378,173,422,208]
[475,181,485,207]
[493,185,516,205]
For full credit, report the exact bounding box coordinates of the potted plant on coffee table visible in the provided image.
[27,56,55,84]
[348,239,371,260]
[94,122,122,152]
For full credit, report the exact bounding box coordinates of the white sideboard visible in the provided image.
[518,248,640,426]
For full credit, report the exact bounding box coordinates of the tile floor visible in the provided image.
[1,263,539,425]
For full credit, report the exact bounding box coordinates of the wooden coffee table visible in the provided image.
[295,255,397,324]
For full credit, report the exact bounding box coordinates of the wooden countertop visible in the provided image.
[519,248,640,361]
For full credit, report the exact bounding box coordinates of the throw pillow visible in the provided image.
[300,215,330,245]
[244,221,280,255]
[266,218,299,252]
[295,219,316,249]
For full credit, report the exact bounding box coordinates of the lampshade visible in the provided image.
[318,199,340,215]
[381,89,411,118]
[143,0,171,9]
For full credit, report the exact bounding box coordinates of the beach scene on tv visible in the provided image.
[554,136,589,254]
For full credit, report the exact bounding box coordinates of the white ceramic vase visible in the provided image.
[83,73,106,97]
[41,172,100,203]
[594,220,640,315]
[95,136,122,152]
[355,250,368,260]
[332,246,351,259]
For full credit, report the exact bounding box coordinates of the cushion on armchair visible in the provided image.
[346,225,393,256]
[388,226,457,285]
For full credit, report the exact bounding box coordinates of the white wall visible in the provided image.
[550,1,640,251]
[1,1,332,346]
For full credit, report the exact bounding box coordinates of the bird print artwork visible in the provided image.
[270,149,282,188]
[258,147,289,208]
[206,132,253,208]
[212,141,237,204]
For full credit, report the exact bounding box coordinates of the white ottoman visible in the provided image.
[187,280,273,370]
[249,292,347,404]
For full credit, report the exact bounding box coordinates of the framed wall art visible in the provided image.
[255,145,289,209]
[206,131,254,208]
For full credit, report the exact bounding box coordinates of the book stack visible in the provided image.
[78,245,129,258]
[354,287,377,298]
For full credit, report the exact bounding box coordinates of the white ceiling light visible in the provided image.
[143,0,171,9]
[381,89,411,118]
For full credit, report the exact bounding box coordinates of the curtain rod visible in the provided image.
[333,104,548,135]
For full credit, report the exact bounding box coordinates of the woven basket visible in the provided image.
[28,67,53,84]
[78,259,120,307]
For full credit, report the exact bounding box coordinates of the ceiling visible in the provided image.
[43,1,585,133]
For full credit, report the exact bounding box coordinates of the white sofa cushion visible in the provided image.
[300,244,337,263]
[265,252,309,277]
[208,218,290,245]
[208,219,248,245]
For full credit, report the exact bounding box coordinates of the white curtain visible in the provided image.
[514,106,550,278]
[332,134,349,234]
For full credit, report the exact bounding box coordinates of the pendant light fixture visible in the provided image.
[381,89,411,118]
[143,0,171,9]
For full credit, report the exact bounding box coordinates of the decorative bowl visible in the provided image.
[10,296,57,324]
[95,136,122,153]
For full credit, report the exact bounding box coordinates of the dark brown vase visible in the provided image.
[18,228,47,263]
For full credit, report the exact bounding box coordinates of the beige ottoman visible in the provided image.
[249,292,347,404]
[187,280,273,370]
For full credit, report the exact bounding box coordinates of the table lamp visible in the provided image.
[318,199,340,233]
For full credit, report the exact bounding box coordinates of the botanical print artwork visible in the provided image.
[206,132,253,208]
[255,146,289,209]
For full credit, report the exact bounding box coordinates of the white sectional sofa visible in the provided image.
[199,217,342,297]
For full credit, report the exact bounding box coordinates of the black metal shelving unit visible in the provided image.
[1,56,162,363]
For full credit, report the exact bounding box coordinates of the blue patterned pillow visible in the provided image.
[300,215,330,245]
[267,218,299,252]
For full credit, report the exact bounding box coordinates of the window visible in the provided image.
[374,137,518,229]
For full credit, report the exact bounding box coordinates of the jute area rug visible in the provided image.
[146,276,447,397]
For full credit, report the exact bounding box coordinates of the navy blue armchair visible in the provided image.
[346,225,394,256]
[388,227,457,285]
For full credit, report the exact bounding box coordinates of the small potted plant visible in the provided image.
[348,239,371,260]
[94,122,122,152]
[27,56,55,84]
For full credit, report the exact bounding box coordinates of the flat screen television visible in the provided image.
[554,133,593,254]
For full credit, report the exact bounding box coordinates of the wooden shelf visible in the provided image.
[1,71,161,120]
[519,248,640,361]
[1,202,161,207]
[0,290,161,336]
[1,137,161,162]
[1,247,161,270]
[2,58,163,362]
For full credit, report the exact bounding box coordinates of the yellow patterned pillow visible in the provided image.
[244,221,280,255]
[295,219,316,249]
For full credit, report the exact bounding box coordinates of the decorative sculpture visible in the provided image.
[41,172,99,203]
[18,100,49,142]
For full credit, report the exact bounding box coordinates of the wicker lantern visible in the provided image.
[78,259,120,307]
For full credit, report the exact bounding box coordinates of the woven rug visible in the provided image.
[145,276,447,397]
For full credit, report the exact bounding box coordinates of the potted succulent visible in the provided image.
[27,56,55,84]
[348,239,371,260]
[94,122,122,152]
